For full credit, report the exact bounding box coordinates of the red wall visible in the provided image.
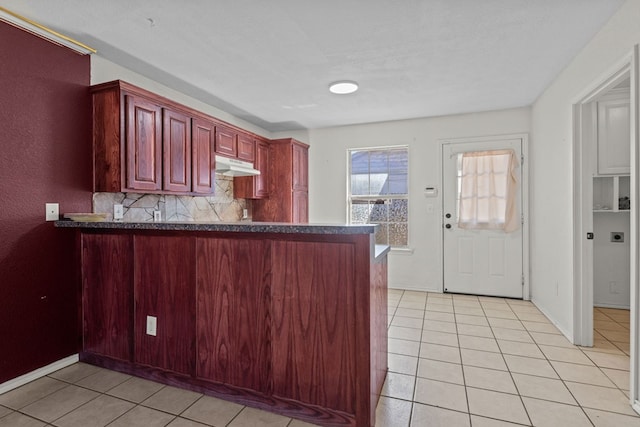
[0,22,91,383]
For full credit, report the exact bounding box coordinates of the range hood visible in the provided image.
[215,155,260,177]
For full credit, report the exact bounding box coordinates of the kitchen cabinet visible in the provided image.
[236,132,255,162]
[92,80,268,196]
[192,117,216,194]
[597,89,630,175]
[93,81,198,195]
[252,138,309,222]
[124,94,163,191]
[163,109,192,193]
[234,138,269,199]
[214,125,237,158]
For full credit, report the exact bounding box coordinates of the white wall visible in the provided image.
[91,56,272,139]
[594,213,631,308]
[306,109,530,290]
[531,0,640,337]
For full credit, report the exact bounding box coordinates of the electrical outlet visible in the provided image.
[153,210,161,222]
[113,204,124,220]
[610,232,624,243]
[45,203,59,221]
[242,208,248,219]
[146,316,157,336]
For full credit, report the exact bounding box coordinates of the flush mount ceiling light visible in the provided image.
[329,80,359,94]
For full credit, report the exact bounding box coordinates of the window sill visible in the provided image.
[390,247,414,255]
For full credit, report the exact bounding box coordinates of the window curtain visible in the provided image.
[457,149,519,232]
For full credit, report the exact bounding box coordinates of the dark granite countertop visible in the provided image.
[54,220,378,235]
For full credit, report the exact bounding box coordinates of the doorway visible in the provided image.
[572,46,639,411]
[440,134,529,299]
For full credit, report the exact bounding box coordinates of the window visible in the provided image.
[348,146,409,246]
[456,149,519,232]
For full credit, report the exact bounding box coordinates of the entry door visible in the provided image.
[442,138,524,298]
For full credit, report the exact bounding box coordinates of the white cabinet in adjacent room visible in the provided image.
[597,89,630,175]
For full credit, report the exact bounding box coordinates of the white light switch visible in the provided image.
[45,203,59,221]
[146,316,157,336]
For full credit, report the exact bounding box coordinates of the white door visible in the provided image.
[442,138,524,298]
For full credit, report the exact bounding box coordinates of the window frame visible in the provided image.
[346,145,410,248]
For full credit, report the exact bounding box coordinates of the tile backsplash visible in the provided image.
[93,176,248,222]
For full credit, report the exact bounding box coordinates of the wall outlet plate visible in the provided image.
[45,203,59,221]
[153,210,161,222]
[243,208,248,219]
[113,204,124,220]
[146,315,157,336]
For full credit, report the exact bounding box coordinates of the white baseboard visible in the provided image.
[594,302,631,310]
[530,298,574,342]
[0,354,79,395]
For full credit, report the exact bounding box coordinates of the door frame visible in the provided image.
[438,133,530,300]
[571,45,639,410]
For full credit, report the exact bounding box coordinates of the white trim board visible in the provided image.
[0,354,78,395]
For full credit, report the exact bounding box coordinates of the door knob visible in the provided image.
[445,224,452,229]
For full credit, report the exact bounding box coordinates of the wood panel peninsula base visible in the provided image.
[56,221,389,427]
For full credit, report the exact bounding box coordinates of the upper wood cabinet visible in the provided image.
[237,132,255,162]
[192,118,216,194]
[92,80,270,196]
[252,138,309,222]
[235,138,269,199]
[215,125,237,158]
[124,95,163,191]
[163,109,192,193]
[93,81,199,194]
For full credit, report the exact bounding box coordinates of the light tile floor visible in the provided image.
[379,291,639,426]
[0,291,638,426]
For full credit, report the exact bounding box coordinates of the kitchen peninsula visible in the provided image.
[56,220,389,427]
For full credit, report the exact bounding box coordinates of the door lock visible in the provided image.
[445,213,452,218]
[445,224,452,229]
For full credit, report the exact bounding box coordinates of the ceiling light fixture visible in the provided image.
[329,80,359,94]
[0,6,96,55]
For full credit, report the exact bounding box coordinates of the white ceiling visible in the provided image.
[2,0,625,132]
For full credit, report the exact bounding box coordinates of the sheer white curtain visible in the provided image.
[457,149,519,232]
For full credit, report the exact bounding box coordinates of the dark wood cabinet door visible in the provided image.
[134,235,195,375]
[234,139,269,199]
[271,240,357,413]
[292,190,308,223]
[254,140,269,198]
[192,118,216,194]
[237,132,255,162]
[125,95,162,191]
[292,143,308,191]
[215,125,237,157]
[82,233,133,361]
[163,109,191,192]
[196,238,271,392]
